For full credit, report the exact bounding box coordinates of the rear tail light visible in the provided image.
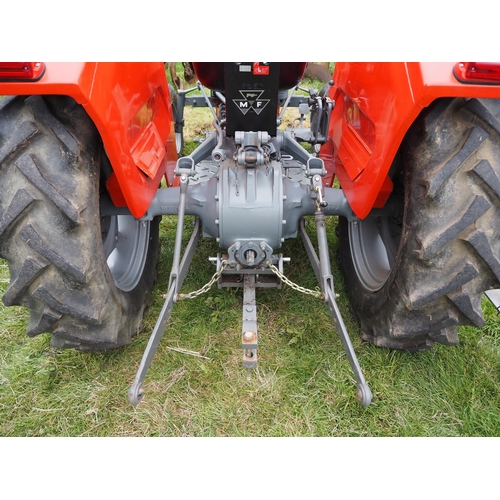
[0,62,45,82]
[454,62,500,85]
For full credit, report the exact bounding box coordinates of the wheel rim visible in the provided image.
[348,216,401,292]
[101,215,150,292]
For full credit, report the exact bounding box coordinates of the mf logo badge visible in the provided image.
[233,90,270,115]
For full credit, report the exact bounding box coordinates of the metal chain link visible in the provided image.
[177,260,229,301]
[177,259,324,301]
[266,260,324,300]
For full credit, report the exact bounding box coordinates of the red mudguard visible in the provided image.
[4,62,500,221]
[0,62,177,218]
[321,62,500,219]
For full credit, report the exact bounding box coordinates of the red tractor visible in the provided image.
[1,62,499,406]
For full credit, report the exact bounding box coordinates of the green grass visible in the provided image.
[1,70,500,438]
[1,214,500,437]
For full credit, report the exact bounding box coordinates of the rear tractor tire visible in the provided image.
[338,97,500,351]
[0,95,160,350]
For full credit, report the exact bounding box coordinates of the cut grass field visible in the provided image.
[1,213,500,437]
[1,69,499,439]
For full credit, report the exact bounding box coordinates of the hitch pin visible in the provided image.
[315,185,328,208]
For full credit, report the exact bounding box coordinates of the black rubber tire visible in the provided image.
[0,95,160,350]
[338,97,500,351]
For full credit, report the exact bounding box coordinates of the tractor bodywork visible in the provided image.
[322,62,500,219]
[0,62,177,217]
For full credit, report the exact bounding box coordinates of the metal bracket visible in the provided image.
[242,274,258,371]
[218,255,284,376]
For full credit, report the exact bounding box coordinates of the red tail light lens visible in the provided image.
[454,62,500,84]
[0,62,45,81]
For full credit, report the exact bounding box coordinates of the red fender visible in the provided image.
[321,62,500,219]
[0,62,177,218]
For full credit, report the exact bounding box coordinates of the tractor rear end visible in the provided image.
[1,62,500,406]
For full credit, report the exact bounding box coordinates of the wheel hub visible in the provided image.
[101,215,150,292]
[348,216,401,292]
